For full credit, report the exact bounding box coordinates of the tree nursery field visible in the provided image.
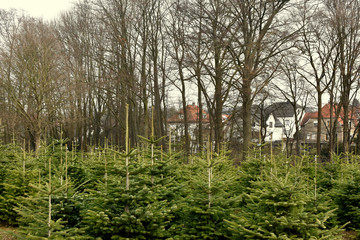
[0,136,360,240]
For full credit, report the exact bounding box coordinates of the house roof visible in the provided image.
[300,103,359,126]
[300,112,317,126]
[265,101,299,119]
[167,104,210,124]
[249,102,299,127]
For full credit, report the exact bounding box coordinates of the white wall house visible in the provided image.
[257,102,303,142]
[264,114,297,141]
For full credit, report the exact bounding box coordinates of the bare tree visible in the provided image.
[275,55,311,155]
[94,0,139,147]
[132,0,152,139]
[57,2,102,149]
[226,0,296,159]
[0,9,21,144]
[182,0,207,151]
[166,0,191,155]
[147,0,167,139]
[327,0,360,153]
[189,0,234,152]
[1,16,64,153]
[297,0,336,156]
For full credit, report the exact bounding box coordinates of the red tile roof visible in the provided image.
[167,104,210,123]
[301,112,317,126]
[301,103,359,126]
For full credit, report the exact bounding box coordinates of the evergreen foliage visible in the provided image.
[80,143,177,239]
[226,153,343,239]
[168,152,241,239]
[0,139,358,239]
[0,143,37,226]
[331,156,360,232]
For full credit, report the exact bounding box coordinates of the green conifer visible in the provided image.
[226,154,342,239]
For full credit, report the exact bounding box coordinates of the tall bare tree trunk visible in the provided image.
[316,91,322,156]
[242,79,252,158]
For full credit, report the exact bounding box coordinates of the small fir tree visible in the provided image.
[331,156,360,233]
[0,143,37,226]
[226,153,343,239]
[168,145,241,239]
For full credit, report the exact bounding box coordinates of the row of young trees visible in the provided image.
[1,0,360,157]
[1,137,360,239]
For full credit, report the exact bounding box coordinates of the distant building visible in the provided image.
[167,103,210,148]
[167,103,231,151]
[300,103,359,143]
[253,101,303,142]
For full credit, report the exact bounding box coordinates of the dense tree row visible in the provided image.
[1,138,360,239]
[1,0,360,157]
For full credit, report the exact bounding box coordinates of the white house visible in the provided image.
[256,102,303,142]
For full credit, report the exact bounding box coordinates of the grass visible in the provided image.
[0,225,358,239]
[342,231,359,240]
[0,225,17,240]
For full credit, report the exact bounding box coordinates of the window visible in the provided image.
[285,120,290,126]
[179,114,184,119]
[314,120,318,127]
[269,122,273,128]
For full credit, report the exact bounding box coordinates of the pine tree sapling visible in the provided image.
[226,154,342,239]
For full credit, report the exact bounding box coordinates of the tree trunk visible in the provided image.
[214,79,223,152]
[343,100,350,153]
[141,36,149,139]
[242,79,252,160]
[294,108,301,156]
[197,80,203,151]
[180,72,190,156]
[213,39,224,152]
[153,54,164,139]
[316,91,322,156]
[34,128,41,155]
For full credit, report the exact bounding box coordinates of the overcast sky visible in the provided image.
[0,0,74,21]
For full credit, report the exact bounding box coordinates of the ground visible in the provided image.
[342,230,359,240]
[0,225,17,240]
[0,225,358,239]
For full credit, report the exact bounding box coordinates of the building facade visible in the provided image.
[300,103,358,144]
